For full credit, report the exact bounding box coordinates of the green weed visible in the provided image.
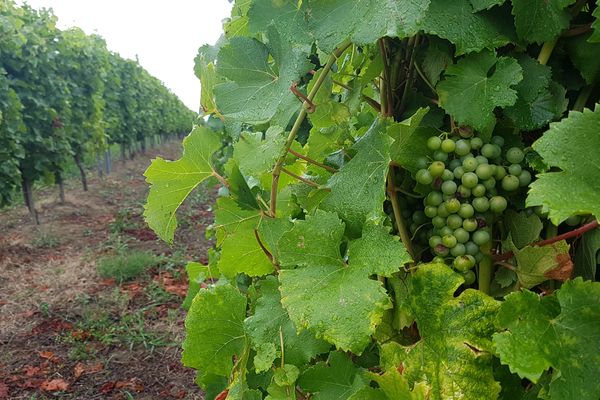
[96,251,159,282]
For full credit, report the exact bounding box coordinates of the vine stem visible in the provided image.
[573,85,594,112]
[281,167,321,188]
[269,39,352,217]
[537,39,557,66]
[386,166,415,260]
[287,148,337,173]
[494,220,600,262]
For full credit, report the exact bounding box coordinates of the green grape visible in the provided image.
[426,191,443,206]
[461,172,479,188]
[518,170,532,187]
[416,157,428,170]
[410,222,419,234]
[447,214,463,229]
[465,241,479,256]
[450,243,466,257]
[453,255,476,272]
[432,256,447,264]
[462,270,476,285]
[445,198,461,214]
[439,226,454,237]
[442,169,455,181]
[475,155,489,165]
[508,164,522,176]
[487,187,498,196]
[442,234,458,248]
[481,143,500,159]
[454,228,470,243]
[432,216,446,228]
[434,244,450,256]
[429,235,443,248]
[437,204,450,218]
[413,210,427,225]
[424,205,438,218]
[489,196,508,214]
[502,175,520,191]
[442,193,455,201]
[506,147,524,164]
[463,218,478,232]
[449,159,462,170]
[470,184,485,198]
[462,157,478,172]
[427,136,442,151]
[475,252,484,262]
[416,169,434,185]
[470,137,483,150]
[494,165,507,180]
[491,135,505,147]
[417,230,428,243]
[472,230,491,245]
[457,185,471,199]
[482,178,496,190]
[429,161,446,177]
[565,215,582,226]
[433,150,449,162]
[473,197,490,212]
[441,138,456,153]
[475,164,494,180]
[441,180,458,195]
[453,166,466,179]
[454,139,471,156]
[458,203,474,219]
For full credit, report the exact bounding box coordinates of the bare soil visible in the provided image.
[0,142,216,399]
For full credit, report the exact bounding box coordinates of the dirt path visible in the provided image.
[0,143,216,399]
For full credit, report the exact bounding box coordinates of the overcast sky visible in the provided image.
[19,0,232,111]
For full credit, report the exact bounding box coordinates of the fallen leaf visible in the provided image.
[38,351,60,363]
[0,382,9,399]
[40,379,69,391]
[23,365,42,377]
[73,363,85,379]
[99,381,115,394]
[70,329,93,341]
[87,362,104,374]
[115,378,144,392]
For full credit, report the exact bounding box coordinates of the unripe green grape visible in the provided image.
[506,147,524,164]
[434,244,450,256]
[441,180,458,195]
[454,227,470,243]
[508,164,522,176]
[483,178,496,191]
[476,164,494,180]
[441,138,456,153]
[413,210,427,225]
[424,205,438,218]
[518,170,532,187]
[502,175,520,191]
[439,226,454,237]
[450,243,466,257]
[402,208,411,219]
[475,155,489,165]
[565,215,582,226]
[454,139,471,156]
[463,218,478,232]
[487,187,498,196]
[458,203,474,219]
[442,169,454,181]
[472,184,486,197]
[416,169,434,185]
[432,256,447,264]
[465,241,479,256]
[445,198,461,214]
[437,204,450,218]
[442,193,454,201]
[433,150,449,161]
[473,197,490,212]
[489,196,508,214]
[457,185,471,199]
[453,255,476,272]
[462,270,476,285]
[427,136,442,151]
[429,235,442,248]
[442,234,458,248]
[410,222,419,234]
[449,159,462,170]
[472,229,491,245]
[429,161,446,177]
[491,135,505,147]
[462,157,478,172]
[475,252,484,262]
[454,166,465,179]
[416,157,428,170]
[426,191,443,206]
[494,166,507,180]
[432,216,446,228]
[447,214,463,230]
[470,137,483,150]
[461,172,479,188]
[481,143,499,159]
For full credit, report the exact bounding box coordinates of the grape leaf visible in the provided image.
[320,119,392,237]
[244,277,330,369]
[276,210,345,269]
[470,0,506,12]
[247,0,310,45]
[566,33,600,85]
[298,352,365,399]
[347,221,412,276]
[494,267,517,288]
[574,228,600,280]
[307,70,351,129]
[419,0,515,55]
[503,210,543,249]
[225,161,260,210]
[182,261,219,310]
[182,284,247,376]
[214,198,273,278]
[388,108,431,173]
[306,0,430,53]
[144,126,221,243]
[437,51,522,132]
[214,25,311,126]
[349,370,428,400]
[590,6,600,43]
[395,264,502,399]
[420,38,453,87]
[509,238,573,288]
[232,126,285,177]
[511,0,576,44]
[195,43,222,115]
[493,278,600,400]
[527,106,600,224]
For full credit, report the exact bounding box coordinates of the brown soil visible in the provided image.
[0,143,216,399]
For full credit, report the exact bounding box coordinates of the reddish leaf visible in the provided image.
[38,351,60,363]
[87,362,104,374]
[545,253,574,281]
[0,382,9,399]
[115,378,144,392]
[73,363,85,379]
[40,379,69,391]
[215,389,229,400]
[99,381,116,394]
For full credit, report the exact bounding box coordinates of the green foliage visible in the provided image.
[145,1,600,398]
[96,251,159,282]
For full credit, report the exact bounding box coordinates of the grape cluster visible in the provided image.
[410,134,530,282]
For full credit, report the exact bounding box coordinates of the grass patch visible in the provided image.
[97,251,160,282]
[32,228,62,248]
